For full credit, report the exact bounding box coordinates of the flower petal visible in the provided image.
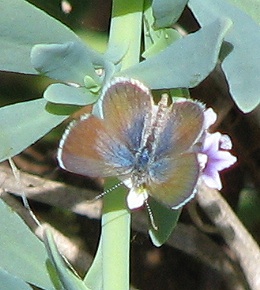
[210,151,237,171]
[201,168,222,190]
[199,130,237,190]
[220,134,233,150]
[204,108,217,129]
[202,132,221,153]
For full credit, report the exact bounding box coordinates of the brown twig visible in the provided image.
[0,163,102,219]
[197,183,260,290]
[0,163,256,288]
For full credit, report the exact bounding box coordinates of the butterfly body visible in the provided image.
[58,78,205,209]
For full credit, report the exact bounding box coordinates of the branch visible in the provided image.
[0,163,252,288]
[0,163,102,218]
[197,183,260,290]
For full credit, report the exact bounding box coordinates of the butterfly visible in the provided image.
[57,77,205,210]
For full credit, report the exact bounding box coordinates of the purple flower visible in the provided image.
[198,108,237,190]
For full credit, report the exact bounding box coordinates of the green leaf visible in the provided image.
[149,199,181,247]
[84,236,103,290]
[142,28,181,58]
[226,0,260,25]
[237,188,260,230]
[105,0,143,71]
[45,259,63,290]
[188,0,260,112]
[170,88,190,98]
[44,83,98,106]
[119,18,232,89]
[0,99,68,162]
[143,3,182,61]
[152,0,189,29]
[0,199,54,289]
[0,0,80,74]
[0,269,33,290]
[143,3,159,50]
[44,230,90,290]
[31,42,105,85]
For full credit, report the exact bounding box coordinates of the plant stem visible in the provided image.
[107,0,144,69]
[102,186,130,290]
[101,0,144,289]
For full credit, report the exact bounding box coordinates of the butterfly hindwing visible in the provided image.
[147,153,199,208]
[146,100,204,208]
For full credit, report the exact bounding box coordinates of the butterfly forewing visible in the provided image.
[58,115,134,177]
[152,101,205,159]
[102,78,153,151]
[58,78,154,178]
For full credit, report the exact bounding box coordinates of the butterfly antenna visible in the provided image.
[8,158,42,227]
[88,181,124,202]
[145,199,158,230]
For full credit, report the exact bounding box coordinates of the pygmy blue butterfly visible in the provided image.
[58,78,205,210]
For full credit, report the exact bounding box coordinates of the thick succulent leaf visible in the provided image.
[0,99,68,162]
[149,199,181,247]
[143,5,182,59]
[0,0,80,74]
[84,236,103,290]
[226,0,260,25]
[142,28,181,58]
[44,83,98,106]
[44,230,90,290]
[0,269,33,290]
[119,18,232,89]
[152,0,189,29]
[189,0,260,112]
[0,199,54,289]
[31,42,105,85]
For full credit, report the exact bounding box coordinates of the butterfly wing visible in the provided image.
[58,78,153,178]
[152,100,205,158]
[102,78,153,151]
[58,114,136,177]
[147,100,204,208]
[147,153,199,208]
